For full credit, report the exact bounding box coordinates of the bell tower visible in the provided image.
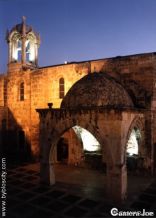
[6,17,40,72]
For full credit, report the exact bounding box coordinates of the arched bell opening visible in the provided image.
[6,17,40,70]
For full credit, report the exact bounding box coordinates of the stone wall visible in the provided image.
[91,53,156,94]
[0,106,7,128]
[30,64,88,156]
[0,106,7,148]
[0,52,156,161]
[3,63,88,158]
[0,75,5,106]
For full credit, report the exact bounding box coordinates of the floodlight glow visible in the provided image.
[127,129,138,155]
[73,126,100,152]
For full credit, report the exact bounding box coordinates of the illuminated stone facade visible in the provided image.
[0,18,156,201]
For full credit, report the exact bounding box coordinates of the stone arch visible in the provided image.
[8,31,21,62]
[26,32,39,63]
[124,115,145,172]
[125,115,144,155]
[38,109,128,201]
[48,117,112,166]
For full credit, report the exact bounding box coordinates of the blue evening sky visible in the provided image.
[0,0,156,73]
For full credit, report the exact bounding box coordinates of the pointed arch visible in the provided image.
[125,115,145,157]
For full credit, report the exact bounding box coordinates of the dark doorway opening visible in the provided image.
[57,137,68,163]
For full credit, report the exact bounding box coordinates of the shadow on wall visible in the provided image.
[100,60,152,109]
[1,108,32,167]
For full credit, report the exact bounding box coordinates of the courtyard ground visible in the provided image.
[6,163,156,218]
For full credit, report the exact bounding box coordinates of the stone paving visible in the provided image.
[5,163,156,218]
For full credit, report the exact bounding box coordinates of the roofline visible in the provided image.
[36,107,147,115]
[38,51,156,70]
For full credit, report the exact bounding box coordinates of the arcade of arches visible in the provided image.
[37,72,152,202]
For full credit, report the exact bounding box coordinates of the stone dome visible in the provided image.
[61,72,134,109]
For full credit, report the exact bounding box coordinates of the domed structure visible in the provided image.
[61,72,134,109]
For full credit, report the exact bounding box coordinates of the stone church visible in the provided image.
[0,17,156,201]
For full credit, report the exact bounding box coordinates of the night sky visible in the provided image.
[0,0,156,73]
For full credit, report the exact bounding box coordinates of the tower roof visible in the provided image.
[6,16,40,42]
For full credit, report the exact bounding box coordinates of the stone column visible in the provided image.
[151,110,156,175]
[40,161,55,185]
[34,43,38,66]
[21,16,26,65]
[153,142,156,175]
[106,163,127,203]
[8,41,11,63]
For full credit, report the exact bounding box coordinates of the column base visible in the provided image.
[40,161,55,185]
[106,164,127,203]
